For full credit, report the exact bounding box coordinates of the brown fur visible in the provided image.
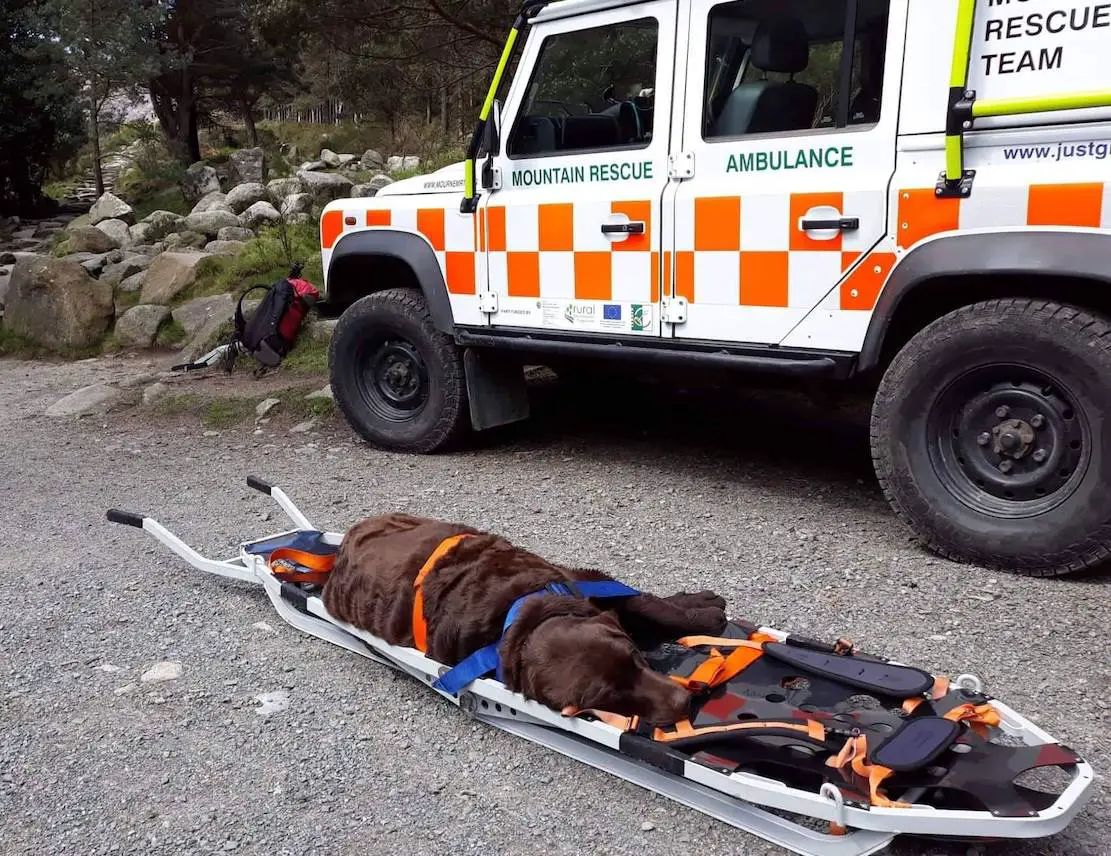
[322,513,727,724]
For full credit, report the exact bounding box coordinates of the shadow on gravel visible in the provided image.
[480,369,880,498]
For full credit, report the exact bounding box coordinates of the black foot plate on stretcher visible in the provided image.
[107,479,1095,856]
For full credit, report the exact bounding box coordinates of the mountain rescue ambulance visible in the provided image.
[317,0,1111,578]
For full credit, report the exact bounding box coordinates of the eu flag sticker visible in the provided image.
[603,304,622,321]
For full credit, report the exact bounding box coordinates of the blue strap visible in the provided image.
[431,579,642,694]
[572,580,640,599]
[433,643,500,694]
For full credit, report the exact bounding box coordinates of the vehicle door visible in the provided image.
[481,1,678,337]
[669,0,903,347]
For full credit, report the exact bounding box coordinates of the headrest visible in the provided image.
[750,17,809,74]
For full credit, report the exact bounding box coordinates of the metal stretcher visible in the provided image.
[107,478,1095,856]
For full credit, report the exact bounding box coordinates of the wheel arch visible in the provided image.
[858,231,1111,374]
[325,229,455,333]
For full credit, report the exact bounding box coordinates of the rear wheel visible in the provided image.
[330,288,467,453]
[871,299,1111,577]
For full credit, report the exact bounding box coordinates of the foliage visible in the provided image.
[0,0,84,216]
[115,135,190,218]
[181,220,324,303]
[155,318,187,347]
[43,0,161,195]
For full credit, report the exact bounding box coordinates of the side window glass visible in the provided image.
[508,19,659,158]
[702,0,889,141]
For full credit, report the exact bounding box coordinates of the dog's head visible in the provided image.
[499,597,690,725]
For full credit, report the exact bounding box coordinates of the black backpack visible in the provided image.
[226,263,320,371]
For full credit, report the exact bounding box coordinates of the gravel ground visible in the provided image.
[1,355,1108,856]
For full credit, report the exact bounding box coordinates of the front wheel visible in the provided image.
[871,299,1111,577]
[330,288,467,453]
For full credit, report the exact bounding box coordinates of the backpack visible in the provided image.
[230,263,320,370]
[171,263,321,375]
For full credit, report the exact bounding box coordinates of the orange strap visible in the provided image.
[826,734,910,809]
[670,641,765,691]
[268,548,336,586]
[943,702,1001,738]
[561,706,638,731]
[412,534,473,653]
[677,631,779,648]
[654,718,826,744]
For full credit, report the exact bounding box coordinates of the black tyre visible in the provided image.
[329,288,467,453]
[871,299,1111,577]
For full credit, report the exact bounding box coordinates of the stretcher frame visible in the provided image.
[107,478,1095,856]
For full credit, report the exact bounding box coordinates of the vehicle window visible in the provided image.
[703,0,889,141]
[508,18,659,158]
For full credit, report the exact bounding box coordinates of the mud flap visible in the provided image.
[464,347,530,431]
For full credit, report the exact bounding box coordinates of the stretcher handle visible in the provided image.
[247,476,274,496]
[107,509,145,528]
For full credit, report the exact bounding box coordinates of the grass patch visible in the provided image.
[114,289,142,314]
[282,336,329,373]
[182,221,324,303]
[0,326,103,360]
[43,177,82,202]
[203,398,256,429]
[156,318,187,348]
[130,186,190,222]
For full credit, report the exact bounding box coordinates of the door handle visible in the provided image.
[601,221,646,235]
[801,217,859,232]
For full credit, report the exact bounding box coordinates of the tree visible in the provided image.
[147,0,304,163]
[46,0,160,196]
[0,0,83,216]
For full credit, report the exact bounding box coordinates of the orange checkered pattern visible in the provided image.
[481,200,659,304]
[897,181,1110,249]
[672,191,885,313]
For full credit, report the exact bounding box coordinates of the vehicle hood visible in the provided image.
[376,161,466,197]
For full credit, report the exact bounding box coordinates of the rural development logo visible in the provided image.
[631,304,649,331]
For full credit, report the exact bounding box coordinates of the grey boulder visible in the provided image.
[63,226,120,254]
[361,149,384,170]
[172,293,234,337]
[240,201,281,229]
[228,147,267,186]
[115,304,171,348]
[182,162,221,202]
[387,155,421,172]
[88,192,135,226]
[298,169,353,203]
[141,252,210,305]
[184,209,241,238]
[138,211,186,242]
[204,240,246,256]
[95,218,133,249]
[267,177,303,203]
[217,226,255,242]
[118,271,148,293]
[225,182,269,214]
[191,191,231,215]
[280,193,312,216]
[44,384,121,418]
[4,256,114,350]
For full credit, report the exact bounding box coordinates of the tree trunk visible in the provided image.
[242,102,258,147]
[89,110,104,198]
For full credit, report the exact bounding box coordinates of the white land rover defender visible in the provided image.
[318,0,1111,577]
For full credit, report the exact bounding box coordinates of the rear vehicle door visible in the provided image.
[481,1,678,337]
[668,0,902,348]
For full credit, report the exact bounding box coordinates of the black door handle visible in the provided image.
[601,221,646,235]
[801,217,859,231]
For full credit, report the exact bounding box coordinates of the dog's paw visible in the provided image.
[668,590,727,613]
[685,605,728,635]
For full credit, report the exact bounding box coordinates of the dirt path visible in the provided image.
[1,355,1107,856]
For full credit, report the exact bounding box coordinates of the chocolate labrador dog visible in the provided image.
[322,513,728,724]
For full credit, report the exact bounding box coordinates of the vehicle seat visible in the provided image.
[712,17,819,137]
